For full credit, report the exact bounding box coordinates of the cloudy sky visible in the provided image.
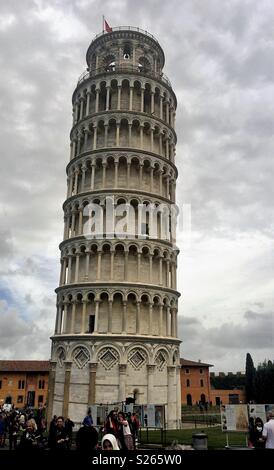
[0,0,273,372]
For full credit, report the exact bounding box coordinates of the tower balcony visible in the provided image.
[77,64,172,89]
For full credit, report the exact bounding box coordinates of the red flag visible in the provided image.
[104,19,112,33]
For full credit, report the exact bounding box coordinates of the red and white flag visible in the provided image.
[104,19,112,33]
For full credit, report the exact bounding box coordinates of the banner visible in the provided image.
[221,404,249,431]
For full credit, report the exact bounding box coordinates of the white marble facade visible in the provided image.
[48,27,181,429]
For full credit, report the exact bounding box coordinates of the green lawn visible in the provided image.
[139,426,247,449]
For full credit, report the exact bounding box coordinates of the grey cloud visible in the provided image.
[0,0,274,369]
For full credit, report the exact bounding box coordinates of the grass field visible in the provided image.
[139,426,248,449]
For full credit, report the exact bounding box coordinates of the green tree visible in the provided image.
[245,353,256,402]
[255,360,274,403]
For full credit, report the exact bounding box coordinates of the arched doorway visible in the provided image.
[200,393,206,404]
[186,394,192,406]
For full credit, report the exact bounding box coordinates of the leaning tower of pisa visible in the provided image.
[48,26,181,429]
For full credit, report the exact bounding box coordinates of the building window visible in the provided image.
[200,379,204,387]
[185,368,190,374]
[186,379,190,387]
[38,395,44,404]
[18,380,25,389]
[200,368,203,374]
[8,380,13,386]
[0,380,2,389]
[17,396,23,404]
[38,380,45,390]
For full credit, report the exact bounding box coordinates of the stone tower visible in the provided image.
[48,26,181,429]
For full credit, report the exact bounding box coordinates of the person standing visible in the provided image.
[83,409,93,427]
[48,416,69,450]
[118,412,134,450]
[262,412,274,449]
[249,417,265,448]
[65,417,75,449]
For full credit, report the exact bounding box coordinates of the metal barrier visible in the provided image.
[139,426,167,447]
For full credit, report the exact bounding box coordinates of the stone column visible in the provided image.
[85,250,90,280]
[159,133,163,156]
[93,126,97,150]
[77,135,81,155]
[62,361,72,418]
[159,169,163,195]
[95,88,100,112]
[167,366,176,429]
[81,300,87,334]
[166,259,170,287]
[119,364,127,402]
[46,362,56,429]
[94,300,99,333]
[63,302,68,333]
[166,101,170,124]
[129,86,133,111]
[96,250,102,281]
[136,301,140,334]
[79,97,84,120]
[67,255,72,283]
[150,167,154,193]
[102,162,107,187]
[166,306,170,336]
[106,86,110,111]
[140,124,144,149]
[59,259,64,286]
[114,160,119,188]
[62,258,67,284]
[124,250,129,281]
[140,88,145,112]
[128,123,132,147]
[104,124,109,147]
[88,363,97,405]
[90,163,95,190]
[159,256,163,285]
[149,303,153,333]
[117,86,121,109]
[116,122,120,146]
[127,162,131,187]
[139,162,143,187]
[86,91,91,116]
[159,304,163,336]
[176,365,181,427]
[78,208,83,235]
[110,249,114,280]
[108,300,112,333]
[166,139,169,160]
[55,305,61,334]
[150,128,154,152]
[147,365,155,404]
[75,252,80,282]
[72,140,76,159]
[149,253,153,283]
[151,91,155,114]
[122,301,127,334]
[160,95,164,120]
[137,252,141,281]
[171,308,175,337]
[74,170,79,195]
[70,301,76,334]
[84,129,88,149]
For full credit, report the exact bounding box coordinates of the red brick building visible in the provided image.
[0,361,49,409]
[180,358,212,406]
